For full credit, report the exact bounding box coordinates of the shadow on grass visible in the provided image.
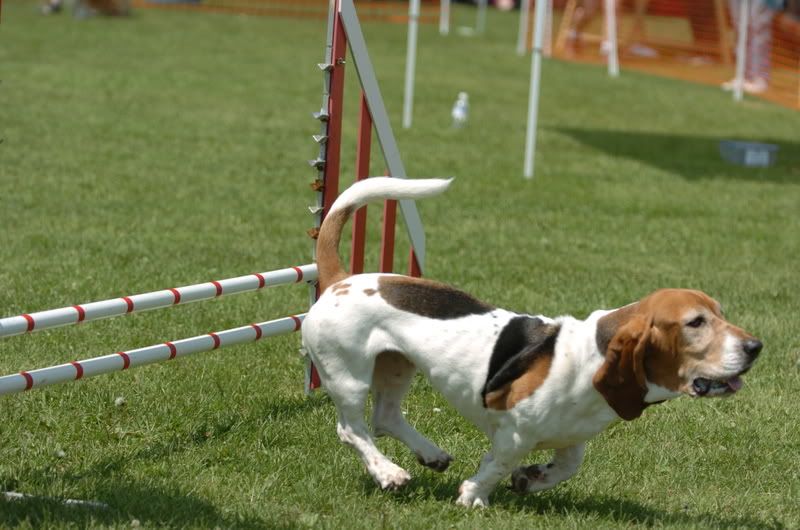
[555,127,800,184]
[122,393,328,466]
[0,395,328,529]
[368,473,785,529]
[0,482,282,529]
[499,489,786,529]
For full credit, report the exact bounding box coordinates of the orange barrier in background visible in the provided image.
[544,0,799,109]
[132,0,440,24]
[133,0,798,109]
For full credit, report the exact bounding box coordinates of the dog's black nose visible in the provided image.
[743,339,763,360]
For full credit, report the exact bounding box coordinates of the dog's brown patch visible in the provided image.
[330,282,351,296]
[363,288,377,296]
[484,355,554,410]
[373,351,416,387]
[378,276,493,320]
[595,303,639,355]
[483,317,559,410]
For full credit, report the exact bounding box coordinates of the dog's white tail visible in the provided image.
[316,177,453,292]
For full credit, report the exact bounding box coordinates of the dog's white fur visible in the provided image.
[301,177,761,507]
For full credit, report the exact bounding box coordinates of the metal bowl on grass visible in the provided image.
[719,140,778,167]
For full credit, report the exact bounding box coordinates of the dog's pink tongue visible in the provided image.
[728,376,743,392]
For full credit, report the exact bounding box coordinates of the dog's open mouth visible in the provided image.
[692,376,743,397]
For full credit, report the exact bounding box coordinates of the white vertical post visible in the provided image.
[544,0,553,57]
[517,0,531,56]
[439,0,450,35]
[523,0,548,179]
[402,0,420,129]
[605,0,619,77]
[476,0,488,34]
[734,0,750,101]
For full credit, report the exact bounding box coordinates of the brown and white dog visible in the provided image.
[301,177,763,507]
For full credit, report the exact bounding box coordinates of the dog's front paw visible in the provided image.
[510,464,550,493]
[456,481,489,508]
[373,463,411,491]
[416,451,453,473]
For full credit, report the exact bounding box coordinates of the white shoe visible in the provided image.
[743,78,768,94]
[721,78,738,91]
[721,78,768,94]
[629,43,658,58]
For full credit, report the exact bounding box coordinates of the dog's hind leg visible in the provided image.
[456,425,536,508]
[509,443,585,493]
[313,350,412,490]
[371,352,453,472]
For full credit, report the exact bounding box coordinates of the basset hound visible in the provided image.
[301,177,763,508]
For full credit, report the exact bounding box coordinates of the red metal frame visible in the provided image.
[350,93,372,275]
[379,199,397,273]
[408,248,421,278]
[321,8,348,220]
[310,0,423,390]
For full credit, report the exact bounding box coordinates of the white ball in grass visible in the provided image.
[114,396,127,407]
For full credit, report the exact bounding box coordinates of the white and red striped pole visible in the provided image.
[0,314,305,396]
[0,264,317,339]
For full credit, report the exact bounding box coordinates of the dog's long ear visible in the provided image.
[593,308,652,421]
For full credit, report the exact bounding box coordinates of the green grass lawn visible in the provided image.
[1,1,799,528]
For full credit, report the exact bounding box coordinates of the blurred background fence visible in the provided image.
[532,0,799,109]
[131,0,440,23]
[67,0,799,110]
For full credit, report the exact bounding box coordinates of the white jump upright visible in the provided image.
[605,0,619,77]
[518,1,554,57]
[476,0,488,34]
[733,0,750,102]
[517,0,531,56]
[439,0,450,35]
[402,0,421,129]
[523,0,549,179]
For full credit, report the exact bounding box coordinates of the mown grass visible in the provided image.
[1,1,799,528]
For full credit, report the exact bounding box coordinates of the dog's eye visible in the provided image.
[686,316,705,328]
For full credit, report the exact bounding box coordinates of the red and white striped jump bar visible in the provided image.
[0,314,306,396]
[0,264,317,339]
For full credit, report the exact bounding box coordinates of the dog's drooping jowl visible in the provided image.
[301,177,762,507]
